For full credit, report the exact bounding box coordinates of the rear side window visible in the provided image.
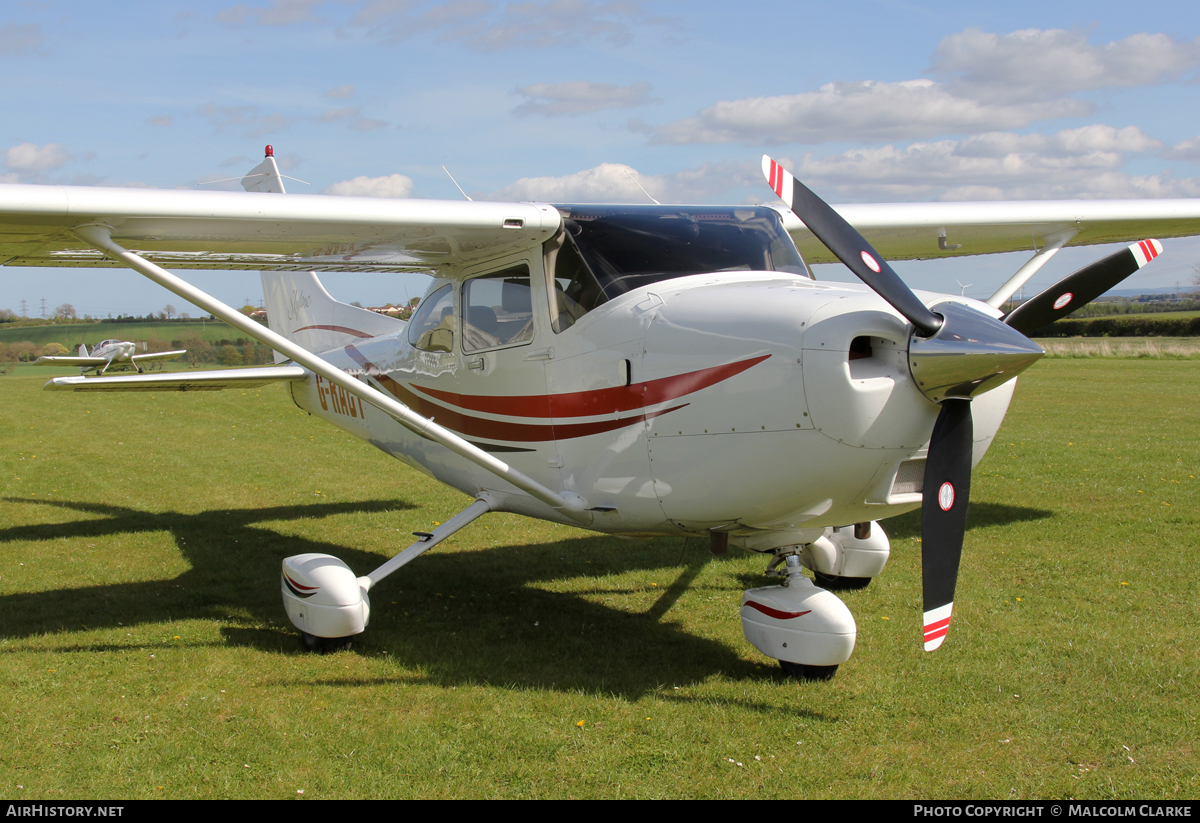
[408,284,455,352]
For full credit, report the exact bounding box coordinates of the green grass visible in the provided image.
[0,360,1198,799]
[1034,337,1200,358]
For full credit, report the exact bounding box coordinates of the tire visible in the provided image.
[779,660,838,681]
[301,632,354,654]
[814,570,871,591]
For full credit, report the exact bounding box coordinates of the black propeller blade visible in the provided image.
[763,156,943,338]
[1002,240,1163,336]
[762,154,1044,653]
[920,398,972,651]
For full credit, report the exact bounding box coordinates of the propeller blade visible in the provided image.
[763,155,943,337]
[1002,240,1163,336]
[920,398,973,651]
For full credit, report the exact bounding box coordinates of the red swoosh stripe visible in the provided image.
[344,345,687,442]
[743,600,812,620]
[408,354,771,419]
[294,325,374,338]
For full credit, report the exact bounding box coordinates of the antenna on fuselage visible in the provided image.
[441,166,473,201]
[623,169,661,205]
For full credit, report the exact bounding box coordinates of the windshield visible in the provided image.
[556,205,808,300]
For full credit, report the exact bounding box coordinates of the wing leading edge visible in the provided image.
[1,180,1198,273]
[0,184,562,274]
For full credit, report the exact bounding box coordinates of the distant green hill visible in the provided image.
[0,319,254,348]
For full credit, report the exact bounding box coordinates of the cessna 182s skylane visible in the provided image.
[2,147,1197,679]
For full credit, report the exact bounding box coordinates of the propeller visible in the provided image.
[1002,240,1162,336]
[762,155,1049,651]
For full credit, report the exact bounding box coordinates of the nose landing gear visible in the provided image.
[740,553,857,681]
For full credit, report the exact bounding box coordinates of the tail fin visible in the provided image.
[241,145,286,193]
[237,147,405,361]
[260,272,406,361]
[78,343,88,357]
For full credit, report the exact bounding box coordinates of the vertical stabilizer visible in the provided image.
[242,145,286,194]
[260,272,406,361]
[78,343,88,357]
[240,146,405,360]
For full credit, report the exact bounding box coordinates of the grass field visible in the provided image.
[1034,337,1200,358]
[1,359,1197,799]
[0,319,252,348]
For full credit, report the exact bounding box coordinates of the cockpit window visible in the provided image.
[546,206,808,332]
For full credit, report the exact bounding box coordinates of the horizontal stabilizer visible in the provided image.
[34,356,108,367]
[43,365,306,392]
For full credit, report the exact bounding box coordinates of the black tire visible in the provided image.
[779,660,838,681]
[301,632,354,654]
[814,570,871,591]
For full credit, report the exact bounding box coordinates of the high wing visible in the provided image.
[3,183,1200,274]
[773,199,1200,263]
[0,184,561,273]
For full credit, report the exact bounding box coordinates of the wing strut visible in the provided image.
[363,495,495,589]
[986,229,1078,309]
[71,223,587,520]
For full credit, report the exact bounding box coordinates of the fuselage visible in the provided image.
[285,271,1016,544]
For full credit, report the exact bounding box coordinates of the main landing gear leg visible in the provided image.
[281,495,496,652]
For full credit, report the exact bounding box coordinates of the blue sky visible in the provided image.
[3,0,1200,317]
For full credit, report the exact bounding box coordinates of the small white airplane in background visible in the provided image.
[34,338,187,375]
[0,146,1194,679]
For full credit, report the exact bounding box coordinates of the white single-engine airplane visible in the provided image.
[34,339,187,375]
[2,147,1196,678]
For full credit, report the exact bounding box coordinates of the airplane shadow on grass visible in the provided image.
[0,496,1051,700]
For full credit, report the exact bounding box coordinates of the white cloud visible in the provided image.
[488,160,760,204]
[514,81,657,116]
[352,0,664,51]
[217,0,324,26]
[490,163,659,202]
[0,21,43,55]
[325,84,356,99]
[649,79,1086,146]
[933,28,1200,104]
[197,102,293,138]
[1165,136,1200,162]
[5,142,69,172]
[324,173,414,197]
[647,28,1200,147]
[784,125,1195,200]
[317,106,387,131]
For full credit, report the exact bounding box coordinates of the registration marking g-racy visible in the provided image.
[315,373,366,420]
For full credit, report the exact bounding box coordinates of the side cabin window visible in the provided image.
[407,284,456,353]
[461,265,535,352]
[544,205,810,333]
